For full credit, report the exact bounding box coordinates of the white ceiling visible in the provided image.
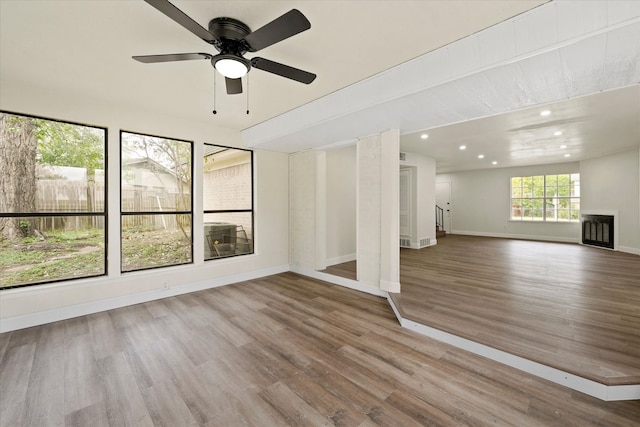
[0,0,545,129]
[401,85,640,173]
[2,0,639,173]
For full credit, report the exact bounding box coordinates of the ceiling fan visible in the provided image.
[133,0,316,95]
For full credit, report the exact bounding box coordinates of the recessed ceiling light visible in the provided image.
[478,154,485,159]
[420,133,429,140]
[492,161,498,165]
[564,154,571,158]
[459,145,466,150]
[560,144,567,149]
[540,110,551,116]
[554,131,563,136]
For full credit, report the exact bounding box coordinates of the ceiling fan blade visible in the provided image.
[144,0,217,43]
[243,9,310,52]
[132,53,213,63]
[251,57,316,84]
[225,77,243,95]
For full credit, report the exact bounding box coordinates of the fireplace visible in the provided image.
[582,214,614,249]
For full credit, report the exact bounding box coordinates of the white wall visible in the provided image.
[289,150,326,270]
[325,145,357,265]
[580,148,640,254]
[438,162,581,242]
[401,152,436,247]
[0,79,290,330]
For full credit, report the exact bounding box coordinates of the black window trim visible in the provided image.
[0,110,108,290]
[203,143,255,261]
[119,129,194,273]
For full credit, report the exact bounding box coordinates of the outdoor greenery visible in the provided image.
[34,119,104,175]
[120,131,193,271]
[511,174,580,221]
[121,227,192,272]
[0,229,105,288]
[0,227,195,288]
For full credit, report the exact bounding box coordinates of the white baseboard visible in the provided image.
[452,230,579,243]
[452,230,639,255]
[0,264,290,333]
[399,316,640,401]
[1,262,393,333]
[290,265,388,298]
[379,279,401,293]
[618,245,640,256]
[325,253,357,267]
[387,294,402,323]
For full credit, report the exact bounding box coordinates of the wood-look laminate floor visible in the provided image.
[2,272,640,427]
[0,273,640,427]
[394,235,640,387]
[322,261,357,281]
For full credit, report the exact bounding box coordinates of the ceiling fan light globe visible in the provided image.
[215,58,249,79]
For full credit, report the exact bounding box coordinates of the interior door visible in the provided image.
[436,181,451,233]
[399,169,411,237]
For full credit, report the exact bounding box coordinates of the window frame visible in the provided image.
[0,110,108,289]
[510,173,580,222]
[203,143,255,261]
[120,130,194,272]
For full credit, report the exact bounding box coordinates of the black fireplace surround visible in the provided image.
[582,214,614,249]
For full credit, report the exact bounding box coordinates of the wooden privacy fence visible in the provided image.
[121,187,189,231]
[35,180,105,231]
[33,181,190,232]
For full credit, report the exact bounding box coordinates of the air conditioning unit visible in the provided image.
[204,222,237,258]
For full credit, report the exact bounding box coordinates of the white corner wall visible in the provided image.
[438,162,582,242]
[326,145,357,265]
[580,148,640,254]
[0,79,291,332]
[401,152,436,247]
[289,150,327,270]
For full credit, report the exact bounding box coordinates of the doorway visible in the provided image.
[436,181,451,233]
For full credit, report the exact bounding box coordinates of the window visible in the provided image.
[511,173,580,222]
[121,131,192,271]
[0,112,107,289]
[203,144,254,260]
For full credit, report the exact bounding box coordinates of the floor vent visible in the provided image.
[399,238,411,247]
[420,238,430,247]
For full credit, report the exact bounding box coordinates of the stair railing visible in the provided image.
[435,205,444,232]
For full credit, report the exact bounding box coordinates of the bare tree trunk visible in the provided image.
[0,113,38,241]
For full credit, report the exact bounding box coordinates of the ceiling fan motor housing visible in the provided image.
[208,17,252,54]
[208,17,253,75]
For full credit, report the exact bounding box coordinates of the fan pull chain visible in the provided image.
[246,74,250,115]
[212,72,217,115]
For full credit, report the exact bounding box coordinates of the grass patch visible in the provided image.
[1,227,192,288]
[1,251,105,286]
[0,228,105,288]
[121,228,191,271]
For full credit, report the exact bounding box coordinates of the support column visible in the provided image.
[356,129,400,293]
[380,130,401,293]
